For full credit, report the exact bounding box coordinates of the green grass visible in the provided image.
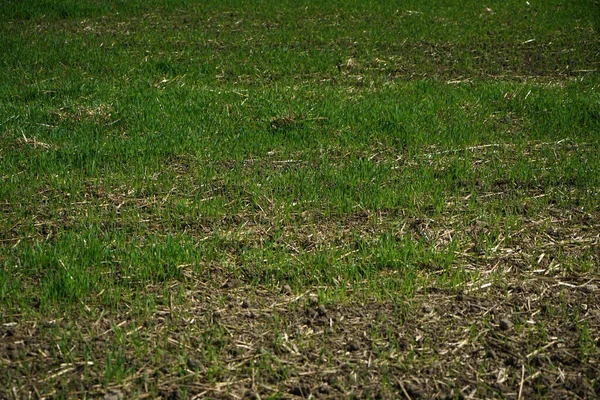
[1,0,599,398]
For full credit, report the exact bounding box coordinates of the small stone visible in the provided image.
[499,318,513,331]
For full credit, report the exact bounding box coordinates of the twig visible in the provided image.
[39,367,75,382]
[397,380,413,400]
[518,365,525,400]
[527,340,558,359]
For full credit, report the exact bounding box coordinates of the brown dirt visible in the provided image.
[1,270,598,399]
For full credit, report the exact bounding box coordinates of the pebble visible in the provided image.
[499,318,513,331]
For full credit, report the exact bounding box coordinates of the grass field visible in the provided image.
[1,0,599,398]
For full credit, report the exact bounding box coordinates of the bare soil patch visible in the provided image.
[2,268,598,399]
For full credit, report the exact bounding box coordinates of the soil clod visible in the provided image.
[499,318,513,331]
[104,389,124,400]
[289,384,310,397]
[316,305,327,317]
[317,383,331,394]
[346,341,360,352]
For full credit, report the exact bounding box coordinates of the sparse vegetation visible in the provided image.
[1,0,599,398]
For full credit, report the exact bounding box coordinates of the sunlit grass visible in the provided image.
[1,0,599,398]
